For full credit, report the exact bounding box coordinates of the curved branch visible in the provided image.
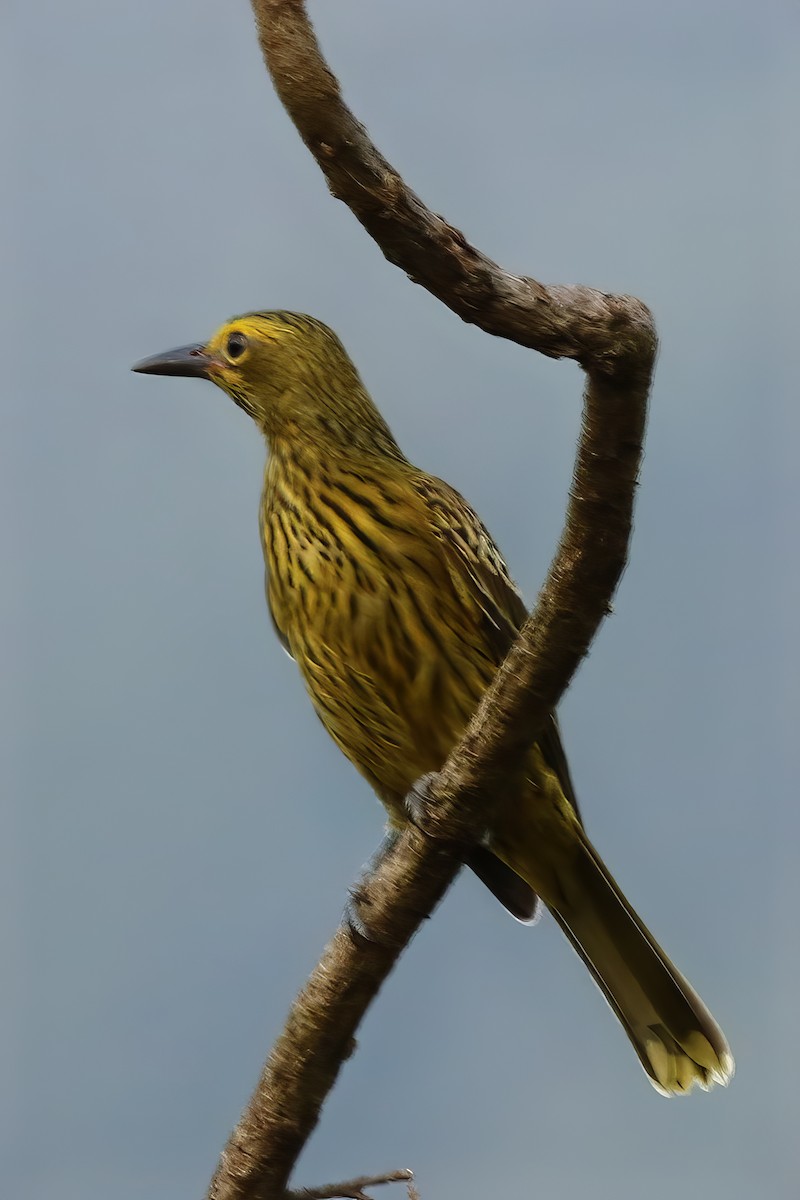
[207,4,656,1198]
[254,0,654,378]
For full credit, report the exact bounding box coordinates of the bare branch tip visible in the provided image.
[289,1169,415,1200]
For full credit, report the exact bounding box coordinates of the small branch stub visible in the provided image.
[289,1168,415,1200]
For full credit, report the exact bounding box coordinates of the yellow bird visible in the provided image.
[134,311,734,1096]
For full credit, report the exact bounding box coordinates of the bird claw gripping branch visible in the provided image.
[403,772,452,839]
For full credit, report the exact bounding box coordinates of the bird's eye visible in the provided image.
[226,331,248,360]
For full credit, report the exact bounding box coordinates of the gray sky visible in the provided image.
[4,1,798,1196]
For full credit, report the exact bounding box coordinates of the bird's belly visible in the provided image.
[272,560,581,903]
[276,571,484,814]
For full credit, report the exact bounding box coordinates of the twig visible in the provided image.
[205,4,656,1198]
[288,1168,414,1200]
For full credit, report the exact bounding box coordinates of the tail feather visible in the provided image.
[548,835,734,1096]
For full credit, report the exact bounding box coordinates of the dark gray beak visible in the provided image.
[131,343,213,379]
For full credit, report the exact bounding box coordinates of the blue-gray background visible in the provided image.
[4,1,798,1196]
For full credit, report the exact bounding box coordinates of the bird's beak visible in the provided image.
[131,343,214,379]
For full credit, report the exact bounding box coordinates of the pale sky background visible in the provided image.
[4,2,799,1197]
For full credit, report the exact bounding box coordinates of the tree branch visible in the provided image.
[206,3,656,1197]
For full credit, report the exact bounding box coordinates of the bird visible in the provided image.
[133,310,734,1096]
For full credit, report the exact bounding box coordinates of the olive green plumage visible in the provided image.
[133,311,734,1096]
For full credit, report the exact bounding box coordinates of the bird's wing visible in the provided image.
[416,472,582,822]
[412,473,526,654]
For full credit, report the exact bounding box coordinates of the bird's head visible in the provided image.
[132,310,401,456]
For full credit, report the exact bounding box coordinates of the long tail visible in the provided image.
[547,833,734,1096]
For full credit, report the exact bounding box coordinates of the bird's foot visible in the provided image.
[404,771,448,838]
[341,829,403,946]
[405,770,487,857]
[342,887,379,945]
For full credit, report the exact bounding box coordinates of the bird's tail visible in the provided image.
[547,833,734,1096]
